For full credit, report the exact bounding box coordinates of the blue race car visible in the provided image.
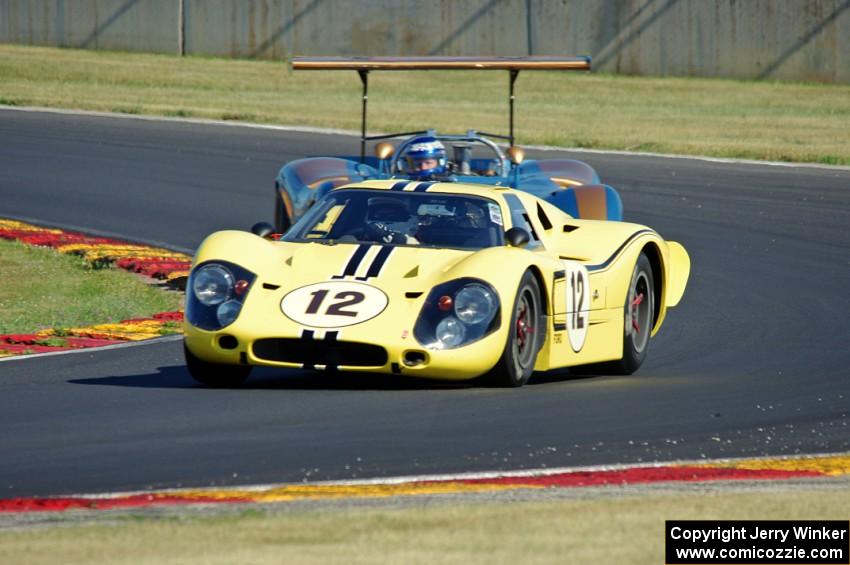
[273,56,622,233]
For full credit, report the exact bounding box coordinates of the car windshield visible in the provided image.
[284,189,505,250]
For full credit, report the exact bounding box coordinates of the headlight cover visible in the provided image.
[191,264,234,306]
[414,278,500,350]
[454,284,496,325]
[186,261,256,331]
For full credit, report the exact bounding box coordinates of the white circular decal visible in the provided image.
[281,281,388,329]
[562,260,590,352]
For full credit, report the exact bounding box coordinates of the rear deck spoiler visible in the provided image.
[292,56,591,71]
[292,56,592,160]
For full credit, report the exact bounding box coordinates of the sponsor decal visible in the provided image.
[488,203,503,226]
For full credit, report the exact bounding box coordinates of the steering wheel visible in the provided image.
[365,221,408,244]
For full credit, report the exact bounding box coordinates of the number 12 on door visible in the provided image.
[562,260,590,353]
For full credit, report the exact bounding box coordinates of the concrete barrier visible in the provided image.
[0,0,180,54]
[2,0,848,83]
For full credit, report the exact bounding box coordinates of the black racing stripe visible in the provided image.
[333,244,371,279]
[324,331,339,372]
[391,181,410,191]
[586,229,654,272]
[360,245,394,280]
[300,329,316,370]
[414,182,434,192]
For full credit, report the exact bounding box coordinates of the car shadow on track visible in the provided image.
[69,365,595,391]
[69,365,474,391]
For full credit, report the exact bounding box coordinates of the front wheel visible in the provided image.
[184,342,251,387]
[486,271,544,387]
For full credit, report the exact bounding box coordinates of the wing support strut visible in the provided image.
[358,69,368,162]
[292,56,592,162]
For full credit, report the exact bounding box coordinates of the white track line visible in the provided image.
[61,450,850,500]
[1,212,194,255]
[0,335,183,364]
[4,105,849,172]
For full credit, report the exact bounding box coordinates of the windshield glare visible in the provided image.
[284,189,505,249]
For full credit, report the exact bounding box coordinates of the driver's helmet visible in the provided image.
[403,136,447,180]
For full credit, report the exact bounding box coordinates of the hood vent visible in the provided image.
[537,202,553,230]
[563,224,579,233]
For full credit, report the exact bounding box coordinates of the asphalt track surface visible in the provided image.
[1,109,848,498]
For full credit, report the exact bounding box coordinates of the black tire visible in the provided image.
[486,271,544,387]
[274,191,292,234]
[184,342,251,387]
[611,253,655,375]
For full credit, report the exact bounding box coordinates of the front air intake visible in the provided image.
[252,338,388,367]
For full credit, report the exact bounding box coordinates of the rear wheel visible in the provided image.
[486,271,543,387]
[612,253,655,374]
[184,342,251,387]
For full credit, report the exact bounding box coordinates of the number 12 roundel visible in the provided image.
[281,281,388,328]
[562,260,590,352]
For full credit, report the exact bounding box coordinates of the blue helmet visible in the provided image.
[403,136,447,179]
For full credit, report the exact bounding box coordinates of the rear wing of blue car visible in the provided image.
[292,56,592,160]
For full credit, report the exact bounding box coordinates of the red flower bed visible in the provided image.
[0,219,190,358]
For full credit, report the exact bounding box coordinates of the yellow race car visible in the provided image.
[183,179,690,387]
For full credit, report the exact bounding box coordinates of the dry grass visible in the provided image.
[1,45,848,164]
[1,487,848,565]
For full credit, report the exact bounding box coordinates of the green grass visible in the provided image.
[0,487,848,564]
[1,45,848,164]
[0,239,182,334]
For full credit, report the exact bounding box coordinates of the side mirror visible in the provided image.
[375,142,395,160]
[505,227,530,248]
[506,146,525,166]
[251,222,275,239]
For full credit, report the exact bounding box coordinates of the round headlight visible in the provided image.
[454,284,496,325]
[435,317,465,348]
[192,265,234,306]
[216,299,242,327]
